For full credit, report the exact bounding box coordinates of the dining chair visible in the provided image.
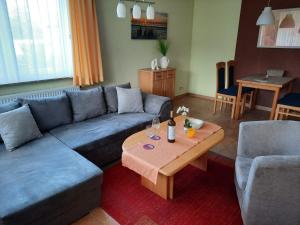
[274,93,300,120]
[213,61,253,119]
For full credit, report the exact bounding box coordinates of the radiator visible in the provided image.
[0,86,80,104]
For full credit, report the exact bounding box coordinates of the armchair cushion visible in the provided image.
[237,121,300,158]
[235,156,253,190]
[218,85,253,96]
[278,93,300,107]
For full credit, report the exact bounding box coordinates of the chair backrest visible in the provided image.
[227,60,235,88]
[216,62,226,92]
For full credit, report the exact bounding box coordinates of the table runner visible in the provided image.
[122,120,221,184]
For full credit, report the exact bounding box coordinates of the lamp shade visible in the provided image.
[256,7,275,26]
[133,3,141,19]
[146,4,155,20]
[117,1,126,18]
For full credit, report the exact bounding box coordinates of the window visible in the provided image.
[0,0,73,85]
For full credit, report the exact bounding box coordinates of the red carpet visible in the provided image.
[102,158,243,225]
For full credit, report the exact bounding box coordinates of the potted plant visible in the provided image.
[176,106,191,132]
[158,40,170,69]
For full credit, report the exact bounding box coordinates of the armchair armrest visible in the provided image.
[237,121,300,158]
[142,93,172,122]
[242,155,300,225]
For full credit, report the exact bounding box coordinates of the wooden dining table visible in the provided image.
[234,74,295,120]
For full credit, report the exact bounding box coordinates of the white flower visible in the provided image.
[176,106,182,114]
[176,105,189,116]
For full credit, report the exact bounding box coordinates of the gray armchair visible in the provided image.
[235,121,300,225]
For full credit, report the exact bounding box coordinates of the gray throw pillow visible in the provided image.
[0,104,42,151]
[66,87,106,122]
[116,87,144,114]
[19,95,72,132]
[0,102,20,143]
[103,83,131,113]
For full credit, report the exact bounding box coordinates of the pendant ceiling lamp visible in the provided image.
[116,0,155,20]
[132,3,141,19]
[117,1,126,18]
[256,0,275,26]
[146,4,155,20]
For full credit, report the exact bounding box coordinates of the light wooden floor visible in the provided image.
[73,96,269,225]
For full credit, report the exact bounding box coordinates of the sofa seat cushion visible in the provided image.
[0,134,102,225]
[235,156,253,190]
[49,113,155,166]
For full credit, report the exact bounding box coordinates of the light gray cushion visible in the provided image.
[19,95,72,132]
[116,87,144,114]
[0,102,21,143]
[66,88,106,122]
[103,83,131,113]
[0,105,42,151]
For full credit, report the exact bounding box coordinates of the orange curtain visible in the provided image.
[69,0,104,86]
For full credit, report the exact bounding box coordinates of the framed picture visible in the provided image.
[257,8,300,48]
[131,10,168,40]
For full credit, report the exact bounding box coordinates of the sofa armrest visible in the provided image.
[237,121,300,158]
[142,93,172,122]
[242,155,300,225]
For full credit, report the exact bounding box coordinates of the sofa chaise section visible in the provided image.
[49,113,156,167]
[0,134,103,225]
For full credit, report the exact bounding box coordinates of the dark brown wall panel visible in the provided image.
[235,0,300,106]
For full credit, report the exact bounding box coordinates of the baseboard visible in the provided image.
[176,92,272,112]
[174,93,189,100]
[187,93,215,101]
[255,105,272,112]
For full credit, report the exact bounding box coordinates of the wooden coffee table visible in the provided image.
[122,117,224,200]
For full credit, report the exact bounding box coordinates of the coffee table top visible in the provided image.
[122,116,224,177]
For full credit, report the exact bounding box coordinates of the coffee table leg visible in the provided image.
[141,174,174,200]
[190,153,208,171]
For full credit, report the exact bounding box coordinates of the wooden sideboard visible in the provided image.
[138,68,176,99]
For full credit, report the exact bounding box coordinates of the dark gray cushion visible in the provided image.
[0,102,20,143]
[19,95,72,132]
[0,105,42,151]
[103,83,131,113]
[116,87,144,114]
[0,102,20,113]
[66,88,106,122]
[49,113,155,167]
[0,133,102,225]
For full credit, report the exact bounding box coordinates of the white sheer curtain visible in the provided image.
[0,0,73,85]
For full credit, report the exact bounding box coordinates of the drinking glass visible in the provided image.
[152,116,160,135]
[145,125,154,138]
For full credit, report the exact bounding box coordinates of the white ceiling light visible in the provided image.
[146,4,155,20]
[116,0,155,20]
[132,3,141,19]
[256,0,275,26]
[117,1,126,18]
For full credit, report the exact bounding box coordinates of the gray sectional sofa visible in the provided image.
[0,84,171,225]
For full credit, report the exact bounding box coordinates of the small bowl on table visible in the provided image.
[189,118,204,130]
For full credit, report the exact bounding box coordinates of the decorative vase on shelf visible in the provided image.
[160,56,170,69]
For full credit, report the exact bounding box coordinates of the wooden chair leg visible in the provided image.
[213,95,218,114]
[285,109,290,120]
[224,98,228,110]
[279,108,285,120]
[274,106,280,120]
[220,98,223,111]
[251,89,258,110]
[248,91,254,110]
[231,98,236,119]
[240,95,246,115]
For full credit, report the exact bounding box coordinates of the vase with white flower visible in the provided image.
[176,106,191,132]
